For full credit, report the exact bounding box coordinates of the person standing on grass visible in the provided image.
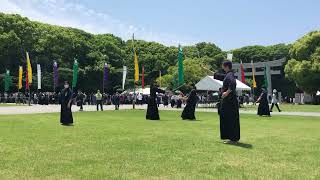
[181,86,199,120]
[219,61,240,144]
[95,90,103,111]
[60,81,74,126]
[256,88,271,116]
[77,90,85,111]
[163,93,169,107]
[113,92,120,110]
[146,81,166,120]
[137,93,143,105]
[270,89,281,112]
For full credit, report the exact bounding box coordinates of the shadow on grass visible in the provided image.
[181,119,202,121]
[61,124,74,126]
[225,142,253,149]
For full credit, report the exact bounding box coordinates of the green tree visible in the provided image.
[285,31,320,94]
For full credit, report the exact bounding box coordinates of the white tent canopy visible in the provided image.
[122,88,151,95]
[196,76,251,91]
[123,87,167,95]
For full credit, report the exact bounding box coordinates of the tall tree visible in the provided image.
[285,31,320,94]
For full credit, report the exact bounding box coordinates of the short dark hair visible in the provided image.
[64,81,69,85]
[222,60,233,69]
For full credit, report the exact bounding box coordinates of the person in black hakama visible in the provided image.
[146,82,165,120]
[256,88,271,116]
[181,89,199,120]
[219,61,240,144]
[60,81,74,125]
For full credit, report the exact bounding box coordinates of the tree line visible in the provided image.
[0,13,318,96]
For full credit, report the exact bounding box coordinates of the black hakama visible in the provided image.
[257,91,270,116]
[60,88,74,125]
[181,90,198,120]
[219,71,240,141]
[146,85,165,120]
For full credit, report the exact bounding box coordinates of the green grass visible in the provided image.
[241,104,320,112]
[0,110,319,179]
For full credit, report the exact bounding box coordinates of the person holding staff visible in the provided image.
[60,81,74,126]
[219,61,240,144]
[256,88,271,116]
[146,81,165,120]
[181,86,199,120]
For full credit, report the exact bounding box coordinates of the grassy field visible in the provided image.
[0,110,319,179]
[240,103,320,112]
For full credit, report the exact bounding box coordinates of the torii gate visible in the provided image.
[232,58,286,93]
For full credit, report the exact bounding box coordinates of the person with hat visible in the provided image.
[270,89,281,112]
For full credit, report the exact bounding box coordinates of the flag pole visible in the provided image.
[17,68,20,104]
[132,34,136,109]
[17,87,19,104]
[133,82,136,109]
[28,87,31,106]
[53,62,55,93]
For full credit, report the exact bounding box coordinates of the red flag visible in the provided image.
[240,61,246,84]
[141,65,145,89]
[25,70,29,90]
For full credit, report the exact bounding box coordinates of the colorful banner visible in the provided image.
[18,66,23,90]
[4,70,11,92]
[122,66,127,90]
[240,61,246,84]
[178,45,184,86]
[103,63,108,92]
[37,64,41,90]
[133,34,139,83]
[251,61,257,88]
[26,52,32,84]
[53,61,59,90]
[72,59,78,88]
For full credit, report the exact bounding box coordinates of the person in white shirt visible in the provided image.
[137,93,143,105]
[270,89,281,112]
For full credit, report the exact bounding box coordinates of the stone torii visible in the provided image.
[232,58,286,94]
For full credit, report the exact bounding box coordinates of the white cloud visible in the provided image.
[0,0,22,14]
[0,0,196,46]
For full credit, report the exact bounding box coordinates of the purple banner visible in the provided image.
[103,63,108,92]
[53,61,59,91]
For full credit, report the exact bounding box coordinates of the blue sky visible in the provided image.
[1,0,319,50]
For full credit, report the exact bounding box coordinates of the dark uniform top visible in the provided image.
[257,90,270,116]
[219,71,240,141]
[181,90,199,120]
[60,88,74,125]
[146,85,165,120]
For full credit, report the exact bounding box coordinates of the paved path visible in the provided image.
[0,104,319,117]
